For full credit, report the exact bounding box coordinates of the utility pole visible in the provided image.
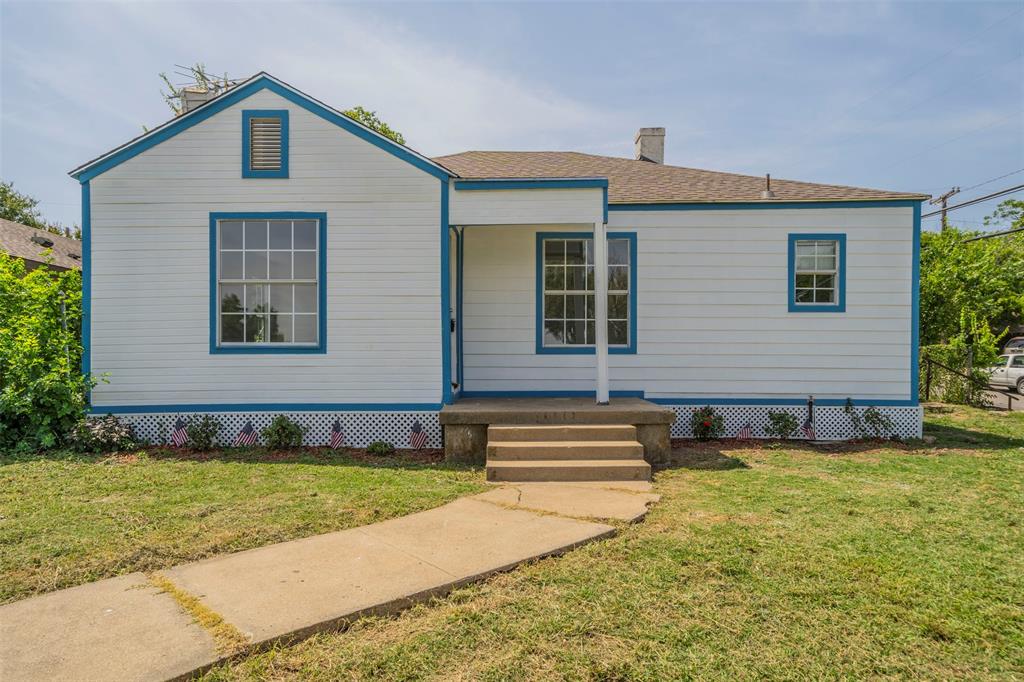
[930,187,960,231]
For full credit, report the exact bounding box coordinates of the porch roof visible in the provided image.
[435,151,929,205]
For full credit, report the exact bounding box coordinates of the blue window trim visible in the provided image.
[788,233,846,313]
[208,212,327,355]
[535,230,638,355]
[242,109,289,178]
[70,74,451,182]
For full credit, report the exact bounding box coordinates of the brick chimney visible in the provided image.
[634,127,665,164]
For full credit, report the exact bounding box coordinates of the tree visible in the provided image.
[984,198,1024,232]
[341,106,405,145]
[0,180,79,239]
[156,66,407,144]
[919,220,1024,346]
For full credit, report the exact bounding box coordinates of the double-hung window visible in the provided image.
[212,214,325,353]
[788,233,846,312]
[538,232,636,354]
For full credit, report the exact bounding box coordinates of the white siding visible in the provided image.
[450,187,603,225]
[462,206,915,401]
[89,89,442,407]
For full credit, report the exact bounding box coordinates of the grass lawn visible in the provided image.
[195,405,1023,681]
[0,447,484,603]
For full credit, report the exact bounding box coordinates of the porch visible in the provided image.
[439,397,675,467]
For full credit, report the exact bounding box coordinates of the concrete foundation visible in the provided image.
[440,398,675,465]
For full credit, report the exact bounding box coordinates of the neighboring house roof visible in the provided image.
[0,218,82,270]
[69,72,453,183]
[434,151,929,204]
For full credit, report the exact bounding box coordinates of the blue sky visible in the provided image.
[1,1,1021,231]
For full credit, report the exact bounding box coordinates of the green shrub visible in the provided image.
[185,415,221,450]
[68,414,138,453]
[261,415,307,449]
[844,399,894,439]
[0,254,92,452]
[690,406,725,440]
[367,440,396,456]
[764,411,798,439]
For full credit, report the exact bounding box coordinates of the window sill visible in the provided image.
[211,345,325,355]
[788,303,846,313]
[536,345,637,355]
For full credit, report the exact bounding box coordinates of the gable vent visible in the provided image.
[249,117,283,171]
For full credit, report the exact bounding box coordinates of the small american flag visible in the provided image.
[329,419,345,449]
[736,422,753,440]
[233,420,259,447]
[409,421,428,450]
[170,418,190,447]
[801,418,816,441]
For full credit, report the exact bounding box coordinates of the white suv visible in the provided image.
[989,354,1024,394]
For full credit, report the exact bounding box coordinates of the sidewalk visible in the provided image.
[0,482,658,682]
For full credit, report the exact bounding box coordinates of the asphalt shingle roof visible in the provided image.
[433,151,928,204]
[0,218,82,270]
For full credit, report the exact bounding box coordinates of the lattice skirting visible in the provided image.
[104,411,442,449]
[666,405,923,440]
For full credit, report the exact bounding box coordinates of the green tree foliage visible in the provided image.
[341,106,406,145]
[0,253,91,451]
[919,222,1024,346]
[0,180,79,239]
[984,198,1024,232]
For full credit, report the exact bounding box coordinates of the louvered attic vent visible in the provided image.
[249,117,282,171]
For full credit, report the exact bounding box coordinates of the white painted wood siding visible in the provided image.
[89,89,442,407]
[461,206,915,401]
[450,187,603,225]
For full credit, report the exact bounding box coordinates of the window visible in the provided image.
[1012,356,1024,367]
[536,232,636,354]
[242,110,289,178]
[788,233,846,312]
[211,213,325,354]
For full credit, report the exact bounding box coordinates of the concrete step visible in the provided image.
[486,459,652,483]
[488,424,637,442]
[487,440,645,461]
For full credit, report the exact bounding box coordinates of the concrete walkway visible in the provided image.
[0,483,658,682]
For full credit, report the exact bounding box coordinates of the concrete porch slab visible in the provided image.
[440,397,675,425]
[474,484,661,522]
[0,573,217,682]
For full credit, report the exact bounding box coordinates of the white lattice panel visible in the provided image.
[103,411,442,448]
[668,405,922,440]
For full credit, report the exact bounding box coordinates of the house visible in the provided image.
[69,72,926,474]
[0,218,82,271]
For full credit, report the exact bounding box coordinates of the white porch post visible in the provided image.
[594,220,610,404]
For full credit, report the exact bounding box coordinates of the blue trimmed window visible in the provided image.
[536,231,637,354]
[210,213,326,354]
[242,110,289,178]
[788,233,846,312]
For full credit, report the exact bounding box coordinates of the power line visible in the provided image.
[879,110,1022,172]
[920,184,1024,218]
[963,227,1024,242]
[959,167,1024,193]
[838,5,1024,117]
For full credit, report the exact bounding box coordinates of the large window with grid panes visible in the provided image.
[213,215,324,352]
[538,233,636,353]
